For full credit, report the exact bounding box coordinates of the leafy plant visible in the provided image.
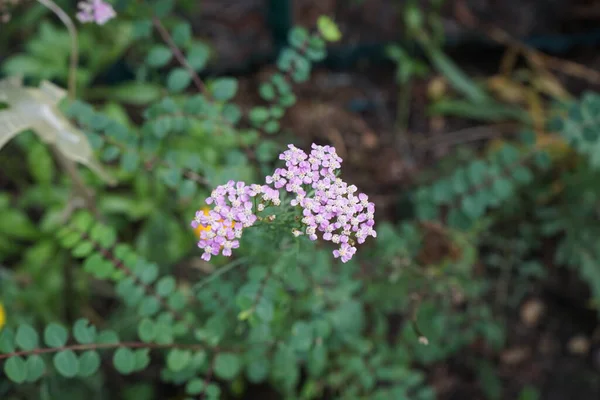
[2,1,600,399]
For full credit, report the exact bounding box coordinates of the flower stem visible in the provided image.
[36,0,79,99]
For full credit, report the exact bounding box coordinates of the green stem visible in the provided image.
[36,0,79,99]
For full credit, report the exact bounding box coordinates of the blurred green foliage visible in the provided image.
[1,1,600,400]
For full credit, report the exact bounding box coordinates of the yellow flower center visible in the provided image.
[0,302,6,331]
[193,206,235,238]
[193,207,212,238]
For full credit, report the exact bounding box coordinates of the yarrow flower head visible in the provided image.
[76,0,116,25]
[191,181,279,261]
[265,143,376,263]
[191,144,376,264]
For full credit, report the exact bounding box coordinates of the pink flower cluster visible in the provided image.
[191,143,376,263]
[76,0,116,25]
[265,144,376,262]
[191,181,280,261]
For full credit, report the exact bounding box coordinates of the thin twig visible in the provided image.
[152,16,208,95]
[37,0,102,220]
[36,0,78,98]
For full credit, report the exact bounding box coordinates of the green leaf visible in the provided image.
[0,209,38,239]
[93,83,162,105]
[153,0,174,17]
[172,23,192,46]
[167,68,192,93]
[246,358,270,383]
[113,347,135,374]
[16,324,39,351]
[138,318,157,343]
[83,253,115,279]
[97,330,120,345]
[187,43,210,71]
[211,78,238,101]
[72,241,94,258]
[53,350,79,378]
[308,345,327,377]
[73,319,96,345]
[264,120,280,134]
[4,356,27,383]
[214,352,241,380]
[0,329,15,353]
[139,263,159,284]
[89,224,117,249]
[167,291,187,311]
[78,351,101,377]
[72,212,94,233]
[132,19,152,39]
[206,384,221,398]
[27,143,54,184]
[121,152,140,173]
[134,349,151,371]
[156,276,176,297]
[186,378,205,395]
[138,297,160,317]
[249,107,270,125]
[44,323,68,348]
[317,16,342,42]
[102,145,121,162]
[147,45,173,68]
[25,355,45,382]
[167,349,191,372]
[291,321,313,352]
[177,180,197,198]
[259,83,276,101]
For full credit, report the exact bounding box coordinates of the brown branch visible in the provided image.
[152,16,208,95]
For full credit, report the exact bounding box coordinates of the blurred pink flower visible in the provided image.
[76,0,115,25]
